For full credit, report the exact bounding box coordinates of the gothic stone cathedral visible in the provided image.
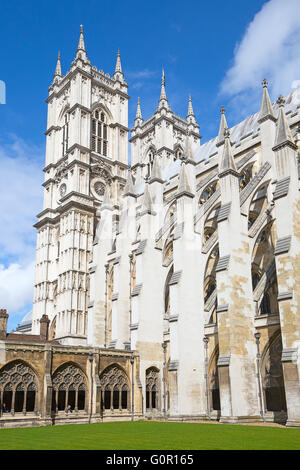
[1,26,300,428]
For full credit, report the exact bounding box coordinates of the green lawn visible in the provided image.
[0,421,299,450]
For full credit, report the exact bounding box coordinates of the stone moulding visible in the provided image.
[131,284,142,297]
[217,355,231,367]
[216,304,229,313]
[273,176,290,200]
[282,348,298,362]
[168,270,182,286]
[277,291,293,301]
[168,360,179,371]
[217,202,231,222]
[135,239,147,256]
[169,314,179,323]
[215,255,230,272]
[274,236,292,255]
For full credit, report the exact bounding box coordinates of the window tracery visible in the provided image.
[99,366,129,411]
[91,109,108,156]
[0,361,38,414]
[146,367,159,410]
[51,363,87,413]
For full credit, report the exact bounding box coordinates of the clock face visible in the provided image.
[94,181,105,196]
[59,183,67,198]
[90,178,106,200]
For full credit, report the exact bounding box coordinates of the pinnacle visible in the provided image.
[258,78,275,123]
[218,128,238,177]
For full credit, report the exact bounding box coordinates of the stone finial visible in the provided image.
[258,78,276,123]
[217,105,228,147]
[277,95,285,107]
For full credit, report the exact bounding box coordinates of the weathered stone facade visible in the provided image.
[1,27,300,428]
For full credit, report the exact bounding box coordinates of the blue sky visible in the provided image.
[1,0,300,331]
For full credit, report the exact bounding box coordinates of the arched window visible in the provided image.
[99,366,130,411]
[91,109,108,157]
[261,333,287,414]
[62,114,69,156]
[0,361,39,415]
[146,367,160,410]
[51,363,87,413]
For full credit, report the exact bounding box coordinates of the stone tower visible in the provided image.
[31,27,130,344]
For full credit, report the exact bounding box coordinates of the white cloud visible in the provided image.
[0,261,35,314]
[0,135,43,325]
[220,0,300,116]
[0,135,43,258]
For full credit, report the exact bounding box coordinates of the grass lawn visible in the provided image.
[0,421,299,450]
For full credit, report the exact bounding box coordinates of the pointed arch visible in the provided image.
[51,362,88,413]
[0,360,39,414]
[260,331,287,414]
[99,364,130,411]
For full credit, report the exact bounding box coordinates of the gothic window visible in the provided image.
[199,181,218,205]
[51,363,87,413]
[0,361,39,415]
[91,109,108,157]
[146,151,154,178]
[203,246,219,301]
[62,114,69,156]
[261,333,287,413]
[146,367,160,410]
[208,348,221,411]
[203,205,220,244]
[260,293,271,315]
[99,366,130,411]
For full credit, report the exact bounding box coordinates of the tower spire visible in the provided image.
[187,95,194,117]
[115,49,122,73]
[258,78,276,123]
[77,24,86,52]
[218,128,238,177]
[74,25,89,63]
[53,51,62,80]
[216,106,228,147]
[158,68,169,109]
[135,97,143,120]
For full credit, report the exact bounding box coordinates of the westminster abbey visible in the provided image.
[1,26,300,428]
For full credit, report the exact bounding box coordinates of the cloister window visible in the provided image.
[146,367,160,410]
[51,363,87,413]
[0,361,38,415]
[91,110,108,157]
[99,366,129,411]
